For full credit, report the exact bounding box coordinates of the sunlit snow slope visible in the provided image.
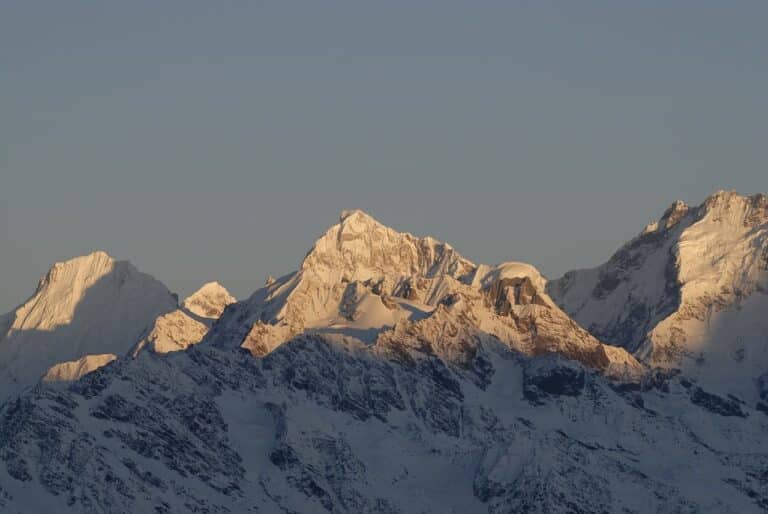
[549,191,768,401]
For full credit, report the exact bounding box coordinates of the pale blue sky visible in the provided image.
[2,2,767,311]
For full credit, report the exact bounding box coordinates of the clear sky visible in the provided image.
[2,1,767,312]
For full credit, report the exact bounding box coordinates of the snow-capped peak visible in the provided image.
[209,210,477,357]
[204,211,640,377]
[300,209,475,282]
[549,189,768,401]
[182,281,235,319]
[8,250,146,335]
[135,282,236,355]
[0,251,177,390]
[36,250,115,297]
[699,189,768,226]
[339,208,374,223]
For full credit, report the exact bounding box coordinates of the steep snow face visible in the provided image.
[206,212,640,376]
[283,209,476,326]
[547,200,694,352]
[42,353,117,382]
[0,251,177,388]
[303,209,475,283]
[135,282,235,355]
[550,191,768,399]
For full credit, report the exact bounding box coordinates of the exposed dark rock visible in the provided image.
[690,387,747,418]
[523,356,586,404]
[758,372,768,402]
[486,277,547,316]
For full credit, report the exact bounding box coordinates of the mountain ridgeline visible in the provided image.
[548,190,768,402]
[0,191,767,513]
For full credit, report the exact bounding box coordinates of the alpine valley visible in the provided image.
[1,190,768,513]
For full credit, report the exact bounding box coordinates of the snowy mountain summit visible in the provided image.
[207,209,641,378]
[134,282,235,355]
[0,253,235,388]
[0,251,177,389]
[1,195,768,513]
[549,190,768,401]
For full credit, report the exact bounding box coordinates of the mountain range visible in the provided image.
[0,190,767,513]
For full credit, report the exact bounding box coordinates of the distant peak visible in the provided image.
[41,250,120,288]
[339,209,373,222]
[183,281,236,319]
[338,209,383,229]
[88,249,114,260]
[191,281,229,295]
[702,189,738,209]
[52,250,115,268]
[698,189,768,226]
[707,189,737,200]
[298,208,474,282]
[702,189,767,207]
[301,209,397,271]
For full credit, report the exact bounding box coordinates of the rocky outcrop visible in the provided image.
[523,355,586,404]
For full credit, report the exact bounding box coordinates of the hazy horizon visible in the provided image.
[3,2,767,312]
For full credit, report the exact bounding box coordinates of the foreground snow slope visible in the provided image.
[549,191,768,401]
[0,251,177,390]
[0,332,766,513]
